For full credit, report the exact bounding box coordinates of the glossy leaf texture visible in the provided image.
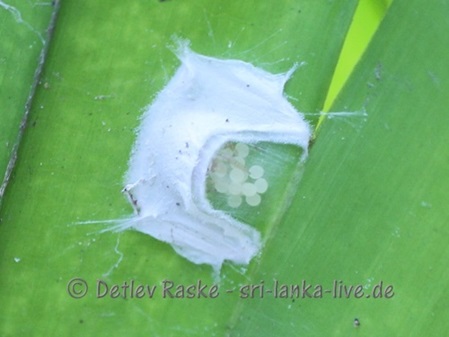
[9,0,445,336]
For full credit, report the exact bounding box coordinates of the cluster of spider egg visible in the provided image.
[208,142,269,208]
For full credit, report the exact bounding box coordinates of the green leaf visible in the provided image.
[230,0,449,335]
[0,0,357,334]
[0,0,54,199]
[5,0,447,336]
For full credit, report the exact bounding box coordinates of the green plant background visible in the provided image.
[0,0,54,196]
[1,0,448,336]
